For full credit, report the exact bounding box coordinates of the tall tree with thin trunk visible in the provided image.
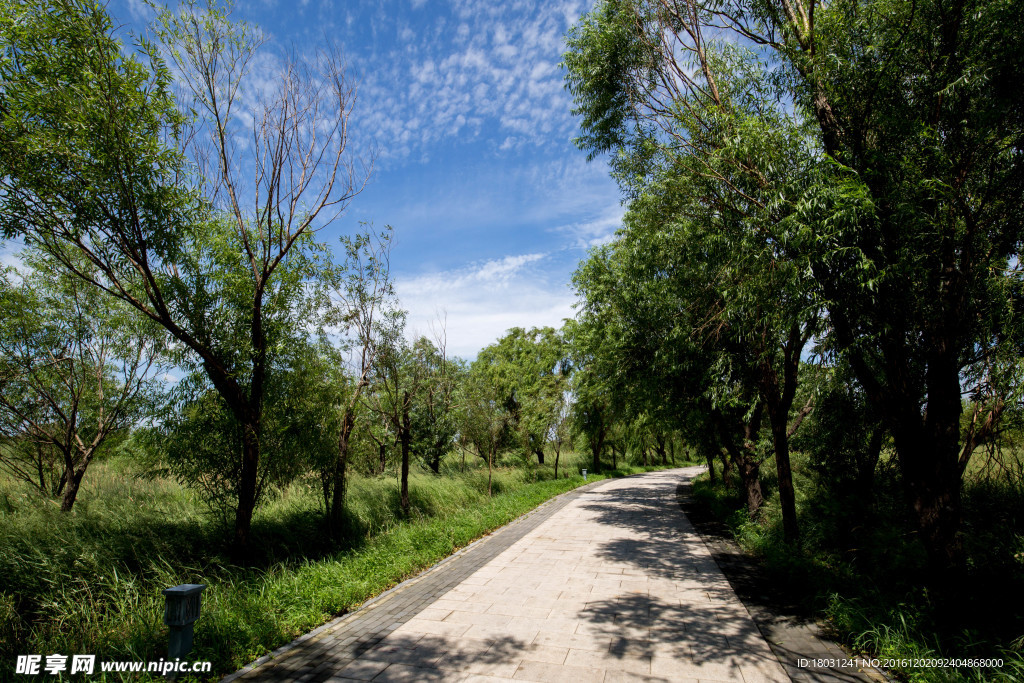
[366,313,418,517]
[462,359,511,496]
[326,228,396,537]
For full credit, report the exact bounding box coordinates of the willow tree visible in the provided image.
[0,256,162,511]
[566,3,820,541]
[564,0,1024,571]
[777,0,1024,575]
[326,228,397,536]
[475,327,571,467]
[461,355,514,495]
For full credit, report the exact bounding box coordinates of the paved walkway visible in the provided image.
[223,469,841,682]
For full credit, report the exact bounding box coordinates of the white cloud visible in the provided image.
[475,253,545,281]
[347,0,589,160]
[395,252,574,359]
[123,0,155,22]
[555,204,623,249]
[0,239,28,278]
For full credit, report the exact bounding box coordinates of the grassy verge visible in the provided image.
[690,455,1024,682]
[1,455,678,681]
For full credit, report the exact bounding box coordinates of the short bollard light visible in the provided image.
[582,469,587,481]
[162,584,205,661]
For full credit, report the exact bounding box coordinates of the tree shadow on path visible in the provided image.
[575,469,881,682]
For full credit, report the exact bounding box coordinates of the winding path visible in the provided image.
[223,468,878,682]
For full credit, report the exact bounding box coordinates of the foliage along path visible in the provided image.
[224,469,868,682]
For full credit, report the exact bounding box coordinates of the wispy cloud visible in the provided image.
[396,252,575,359]
[346,0,588,160]
[555,203,623,249]
[475,253,545,281]
[0,239,27,277]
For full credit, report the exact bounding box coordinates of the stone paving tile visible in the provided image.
[512,659,606,682]
[224,468,874,683]
[334,659,389,681]
[370,663,450,682]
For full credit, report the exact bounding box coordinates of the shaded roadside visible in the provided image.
[675,472,890,683]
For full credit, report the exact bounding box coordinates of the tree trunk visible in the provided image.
[235,415,261,553]
[46,454,61,497]
[717,407,764,517]
[535,448,545,465]
[59,458,89,512]
[321,473,331,516]
[487,445,493,496]
[379,443,387,475]
[891,391,964,578]
[719,449,733,488]
[655,433,667,465]
[757,324,806,545]
[400,391,411,517]
[329,409,356,537]
[705,452,716,483]
[554,447,560,479]
[767,414,798,543]
[739,457,763,515]
[761,349,800,542]
[234,290,267,557]
[668,437,676,465]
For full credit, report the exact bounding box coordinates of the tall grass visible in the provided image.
[0,453,673,681]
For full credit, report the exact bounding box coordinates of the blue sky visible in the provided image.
[109,0,623,359]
